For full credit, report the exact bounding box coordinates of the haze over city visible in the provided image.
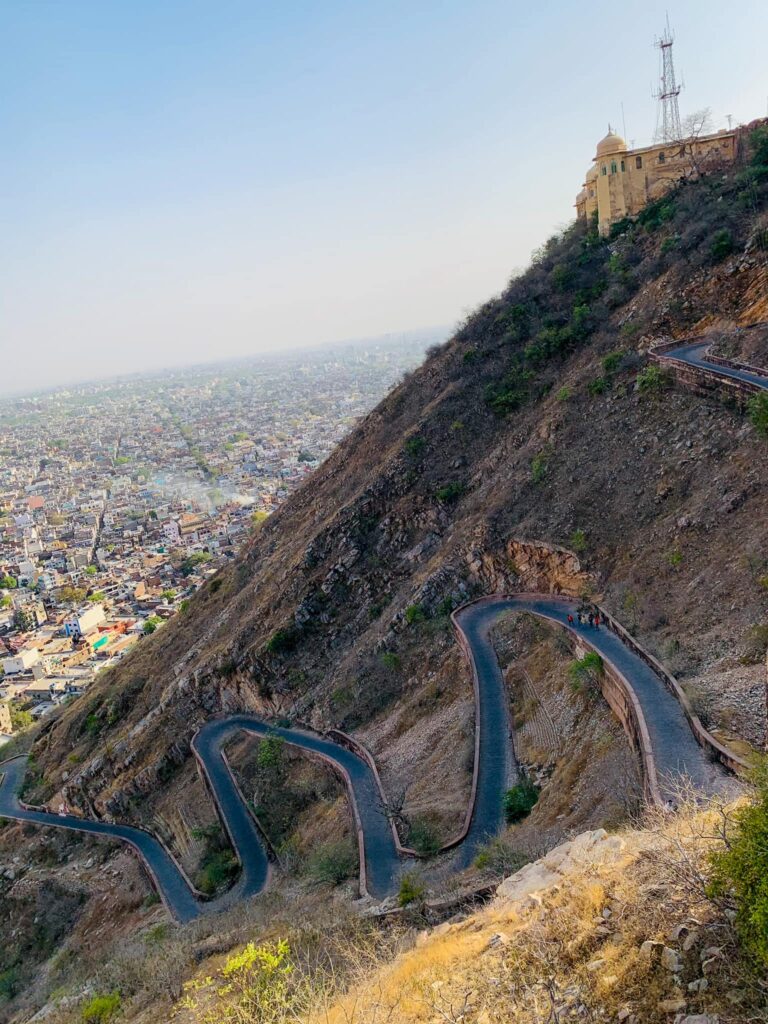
[2,0,767,394]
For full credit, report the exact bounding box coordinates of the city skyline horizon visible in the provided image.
[0,323,447,401]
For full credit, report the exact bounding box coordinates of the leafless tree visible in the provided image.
[377,784,411,835]
[678,108,721,179]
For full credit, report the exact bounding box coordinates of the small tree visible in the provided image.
[13,607,35,632]
[709,763,768,967]
[747,393,768,438]
[636,365,671,397]
[256,733,285,770]
[81,992,121,1024]
[568,651,604,693]
[398,872,425,907]
[503,776,540,823]
[404,603,426,625]
[569,529,587,554]
[679,108,716,178]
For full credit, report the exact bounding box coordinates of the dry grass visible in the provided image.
[310,795,768,1024]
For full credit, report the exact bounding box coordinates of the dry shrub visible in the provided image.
[317,792,768,1024]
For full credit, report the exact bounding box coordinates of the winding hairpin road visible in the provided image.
[0,594,739,922]
[663,339,768,391]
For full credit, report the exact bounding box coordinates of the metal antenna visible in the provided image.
[653,16,683,142]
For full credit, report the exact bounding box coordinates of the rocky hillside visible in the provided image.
[312,799,768,1024]
[28,127,768,837]
[2,124,767,1024]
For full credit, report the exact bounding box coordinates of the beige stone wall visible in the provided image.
[577,130,738,235]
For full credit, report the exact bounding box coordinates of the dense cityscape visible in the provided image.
[0,335,437,740]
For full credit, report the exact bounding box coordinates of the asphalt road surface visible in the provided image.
[664,340,768,391]
[0,594,735,919]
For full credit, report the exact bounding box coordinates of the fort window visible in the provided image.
[620,159,625,172]
[601,165,607,175]
[635,155,643,169]
[658,151,666,163]
[610,160,617,174]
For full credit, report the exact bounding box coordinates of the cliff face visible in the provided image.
[27,157,768,847]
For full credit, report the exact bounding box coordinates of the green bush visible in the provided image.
[747,393,768,437]
[750,125,768,171]
[404,436,426,458]
[601,349,625,374]
[710,228,735,262]
[636,364,671,396]
[587,376,608,396]
[398,872,425,907]
[408,818,441,857]
[197,847,239,895]
[404,603,426,625]
[180,551,212,576]
[709,763,768,967]
[8,703,34,731]
[266,627,298,654]
[666,548,683,569]
[81,992,121,1024]
[637,197,676,232]
[503,777,540,823]
[435,481,465,503]
[530,451,550,483]
[307,840,357,885]
[381,652,401,671]
[0,967,19,1002]
[257,733,285,769]
[555,386,572,402]
[485,366,536,415]
[568,651,604,693]
[84,712,103,736]
[569,529,587,554]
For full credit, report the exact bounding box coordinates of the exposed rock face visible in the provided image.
[496,829,632,904]
[506,537,592,596]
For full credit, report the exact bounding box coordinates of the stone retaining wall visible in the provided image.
[652,352,760,406]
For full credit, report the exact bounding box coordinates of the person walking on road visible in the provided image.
[587,611,594,628]
[594,611,601,629]
[567,613,575,627]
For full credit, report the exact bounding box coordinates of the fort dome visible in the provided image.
[585,165,598,182]
[595,130,627,158]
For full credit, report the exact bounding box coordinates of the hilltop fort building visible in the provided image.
[576,126,739,236]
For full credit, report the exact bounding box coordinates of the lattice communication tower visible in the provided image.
[653,20,683,143]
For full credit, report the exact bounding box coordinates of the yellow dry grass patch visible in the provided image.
[315,909,526,1023]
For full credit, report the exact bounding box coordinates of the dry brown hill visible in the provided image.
[2,128,768,1022]
[30,147,768,834]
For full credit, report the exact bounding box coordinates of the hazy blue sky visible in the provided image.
[1,1,766,394]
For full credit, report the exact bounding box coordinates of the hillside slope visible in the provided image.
[29,136,768,835]
[2,123,767,1024]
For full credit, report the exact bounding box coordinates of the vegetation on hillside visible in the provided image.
[7,127,768,1024]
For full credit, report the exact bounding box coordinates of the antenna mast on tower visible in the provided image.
[653,18,683,142]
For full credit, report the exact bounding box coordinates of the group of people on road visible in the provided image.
[566,607,603,630]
